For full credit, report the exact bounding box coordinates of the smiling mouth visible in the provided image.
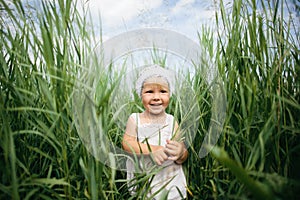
[150,104,163,109]
[150,104,162,106]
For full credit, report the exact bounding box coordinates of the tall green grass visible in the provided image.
[0,0,299,199]
[193,0,300,199]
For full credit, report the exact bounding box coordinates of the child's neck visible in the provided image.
[142,111,166,124]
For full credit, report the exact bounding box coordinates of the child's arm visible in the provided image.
[122,116,168,165]
[122,133,162,154]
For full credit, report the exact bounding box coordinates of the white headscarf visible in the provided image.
[135,64,175,98]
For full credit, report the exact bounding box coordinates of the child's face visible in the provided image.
[141,77,170,115]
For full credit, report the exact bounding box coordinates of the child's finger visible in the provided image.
[164,147,178,157]
[167,156,178,161]
[165,142,179,150]
[166,139,177,145]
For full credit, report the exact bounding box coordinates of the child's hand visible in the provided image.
[164,140,185,161]
[151,146,168,165]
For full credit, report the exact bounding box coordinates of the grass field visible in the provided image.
[1,0,299,199]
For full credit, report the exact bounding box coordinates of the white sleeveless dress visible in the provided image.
[126,113,187,200]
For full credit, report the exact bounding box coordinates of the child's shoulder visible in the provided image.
[166,113,175,119]
[129,112,140,116]
[128,113,140,120]
[166,113,174,117]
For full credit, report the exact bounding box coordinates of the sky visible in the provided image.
[77,0,299,43]
[78,0,227,42]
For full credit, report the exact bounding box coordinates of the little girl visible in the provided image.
[122,65,188,199]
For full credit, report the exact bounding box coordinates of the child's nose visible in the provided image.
[153,92,160,100]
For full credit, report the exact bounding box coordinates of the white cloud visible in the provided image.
[170,0,216,33]
[85,0,162,27]
[171,0,195,14]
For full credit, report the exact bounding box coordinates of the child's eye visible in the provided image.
[145,90,153,93]
[160,90,168,93]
